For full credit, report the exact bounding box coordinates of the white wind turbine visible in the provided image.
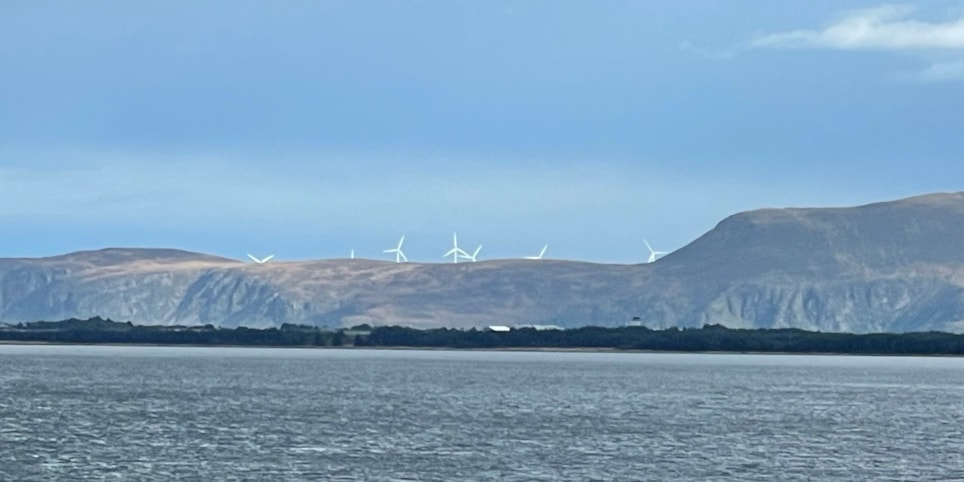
[644,239,668,263]
[461,245,482,262]
[443,232,470,263]
[524,244,548,260]
[384,236,408,263]
[247,253,275,264]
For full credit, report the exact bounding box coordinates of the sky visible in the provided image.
[2,1,963,263]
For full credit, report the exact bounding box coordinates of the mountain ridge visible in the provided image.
[3,192,964,332]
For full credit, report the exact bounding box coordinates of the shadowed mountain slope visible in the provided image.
[2,193,964,332]
[643,192,964,332]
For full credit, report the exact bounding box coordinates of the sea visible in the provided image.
[1,346,963,481]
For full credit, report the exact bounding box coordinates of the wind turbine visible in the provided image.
[443,232,469,263]
[524,244,548,260]
[461,245,482,262]
[247,253,275,264]
[384,236,408,263]
[644,239,668,263]
[350,249,355,260]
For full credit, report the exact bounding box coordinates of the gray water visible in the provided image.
[1,346,963,481]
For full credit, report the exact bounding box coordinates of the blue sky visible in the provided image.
[2,1,963,263]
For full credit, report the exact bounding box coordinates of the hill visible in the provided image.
[645,192,964,332]
[2,192,964,332]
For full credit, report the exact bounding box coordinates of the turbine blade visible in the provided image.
[247,254,259,263]
[262,255,274,263]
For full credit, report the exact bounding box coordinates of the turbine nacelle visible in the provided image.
[524,244,548,260]
[460,244,482,262]
[247,253,275,264]
[384,235,408,263]
[644,239,669,263]
[443,232,470,263]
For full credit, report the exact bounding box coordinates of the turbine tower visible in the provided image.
[644,239,668,263]
[443,232,469,263]
[524,244,548,260]
[247,253,275,264]
[461,245,482,262]
[384,236,408,263]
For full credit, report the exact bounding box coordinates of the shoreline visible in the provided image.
[6,318,964,356]
[2,340,962,357]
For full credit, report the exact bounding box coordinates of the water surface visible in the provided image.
[1,346,963,480]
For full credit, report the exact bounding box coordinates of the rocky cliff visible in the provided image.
[2,192,964,332]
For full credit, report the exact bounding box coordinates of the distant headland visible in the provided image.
[1,192,963,333]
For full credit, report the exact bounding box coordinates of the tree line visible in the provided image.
[3,317,964,355]
[356,324,964,354]
[0,317,346,346]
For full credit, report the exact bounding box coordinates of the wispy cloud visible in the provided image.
[679,41,736,61]
[917,59,964,80]
[751,5,964,50]
[750,4,964,82]
[0,151,646,230]
[0,147,874,262]
[0,148,690,250]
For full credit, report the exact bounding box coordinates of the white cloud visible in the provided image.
[749,4,964,82]
[751,4,964,50]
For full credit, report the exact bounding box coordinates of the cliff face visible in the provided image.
[0,249,242,325]
[638,192,964,332]
[3,192,964,332]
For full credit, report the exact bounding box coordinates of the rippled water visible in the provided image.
[2,346,964,480]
